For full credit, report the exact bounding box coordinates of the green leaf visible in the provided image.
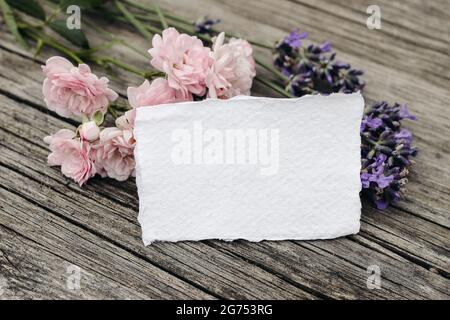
[0,0,28,49]
[48,19,90,48]
[92,111,104,126]
[6,0,45,21]
[59,0,105,10]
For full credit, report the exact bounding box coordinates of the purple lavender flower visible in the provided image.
[360,102,417,209]
[194,16,220,34]
[394,128,412,146]
[399,105,417,120]
[319,41,332,52]
[283,29,308,48]
[360,115,383,133]
[273,29,364,95]
[361,154,395,189]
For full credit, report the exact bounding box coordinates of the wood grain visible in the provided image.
[0,0,449,299]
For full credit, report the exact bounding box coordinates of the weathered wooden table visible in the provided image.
[0,0,449,299]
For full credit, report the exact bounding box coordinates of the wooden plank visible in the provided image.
[0,189,213,299]
[0,223,151,299]
[211,239,450,299]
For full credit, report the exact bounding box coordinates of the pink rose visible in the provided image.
[115,109,136,131]
[44,129,96,186]
[148,28,212,96]
[207,33,256,99]
[42,56,118,118]
[124,78,192,128]
[92,127,136,181]
[128,78,191,109]
[79,121,100,142]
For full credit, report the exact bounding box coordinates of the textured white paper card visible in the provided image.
[134,93,364,245]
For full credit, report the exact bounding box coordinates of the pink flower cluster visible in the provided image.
[44,120,135,186]
[42,28,256,186]
[149,28,255,99]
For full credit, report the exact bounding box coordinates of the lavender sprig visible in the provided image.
[273,29,365,95]
[275,30,417,209]
[360,102,417,209]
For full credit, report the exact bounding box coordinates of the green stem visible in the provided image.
[255,57,288,81]
[255,76,293,98]
[82,18,148,58]
[154,4,168,29]
[246,39,274,50]
[0,0,28,49]
[123,0,189,25]
[114,0,153,40]
[98,56,146,77]
[125,0,274,50]
[108,105,119,119]
[22,28,83,63]
[97,56,163,79]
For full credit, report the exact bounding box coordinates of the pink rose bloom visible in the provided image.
[42,56,118,118]
[115,109,136,131]
[148,28,212,96]
[128,78,191,109]
[207,33,256,99]
[124,78,192,128]
[92,127,136,181]
[44,129,96,186]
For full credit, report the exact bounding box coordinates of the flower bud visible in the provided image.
[79,121,100,141]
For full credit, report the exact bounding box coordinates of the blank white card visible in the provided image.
[134,93,364,244]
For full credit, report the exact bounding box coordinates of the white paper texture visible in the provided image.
[134,93,364,244]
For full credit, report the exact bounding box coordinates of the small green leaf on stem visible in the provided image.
[49,20,90,49]
[92,110,105,125]
[0,0,28,49]
[6,0,45,21]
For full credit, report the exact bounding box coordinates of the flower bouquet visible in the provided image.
[0,0,417,209]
